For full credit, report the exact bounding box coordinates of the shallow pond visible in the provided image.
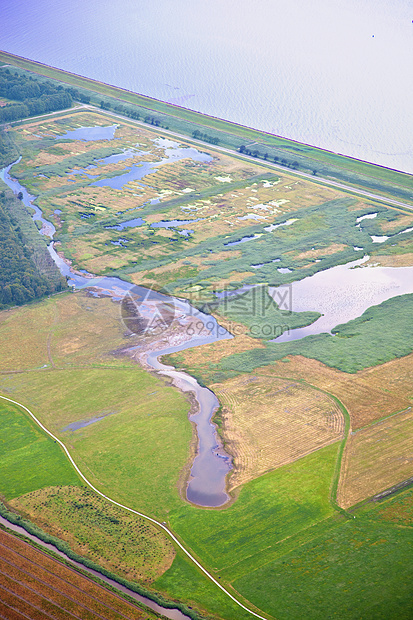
[105,217,145,231]
[91,138,211,190]
[270,256,413,343]
[58,124,117,141]
[62,412,116,432]
[224,233,261,247]
[264,218,297,232]
[151,218,202,229]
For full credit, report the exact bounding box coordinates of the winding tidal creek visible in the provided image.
[1,153,233,508]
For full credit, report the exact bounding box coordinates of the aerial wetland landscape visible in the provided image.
[0,54,413,620]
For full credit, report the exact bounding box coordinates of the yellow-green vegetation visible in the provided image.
[1,289,413,619]
[231,513,413,620]
[0,292,198,614]
[1,58,413,620]
[0,291,193,517]
[165,341,413,431]
[338,408,413,508]
[11,485,175,583]
[160,455,413,620]
[212,373,344,489]
[169,444,339,578]
[0,300,55,370]
[0,292,133,371]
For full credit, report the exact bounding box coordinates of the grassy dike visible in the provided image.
[1,50,412,205]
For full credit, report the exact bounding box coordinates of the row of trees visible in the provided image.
[192,130,220,145]
[100,99,170,129]
[100,99,141,120]
[238,144,300,169]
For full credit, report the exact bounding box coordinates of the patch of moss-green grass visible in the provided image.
[233,518,413,620]
[169,444,339,579]
[155,553,255,620]
[0,399,82,499]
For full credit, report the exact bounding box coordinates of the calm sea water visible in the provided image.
[1,0,413,172]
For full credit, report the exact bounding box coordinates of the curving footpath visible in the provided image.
[0,394,269,620]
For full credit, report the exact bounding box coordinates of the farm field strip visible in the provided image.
[0,528,149,619]
[0,542,134,620]
[0,529,154,620]
[0,566,97,620]
[254,356,413,430]
[0,584,58,620]
[338,407,413,508]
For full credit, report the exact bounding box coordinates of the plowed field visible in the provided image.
[0,527,156,619]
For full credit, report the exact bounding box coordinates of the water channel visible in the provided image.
[0,134,233,510]
[3,128,413,500]
[0,515,190,620]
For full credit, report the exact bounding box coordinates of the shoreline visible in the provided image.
[1,49,412,179]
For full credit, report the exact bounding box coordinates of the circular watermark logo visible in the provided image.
[120,285,176,336]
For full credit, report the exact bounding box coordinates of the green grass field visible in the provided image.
[0,365,193,517]
[1,289,413,619]
[233,517,413,620]
[168,444,339,577]
[0,399,81,499]
[232,485,413,620]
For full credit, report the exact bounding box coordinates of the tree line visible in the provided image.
[0,189,66,308]
[100,99,170,129]
[0,69,91,123]
[238,144,300,169]
[192,130,220,145]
